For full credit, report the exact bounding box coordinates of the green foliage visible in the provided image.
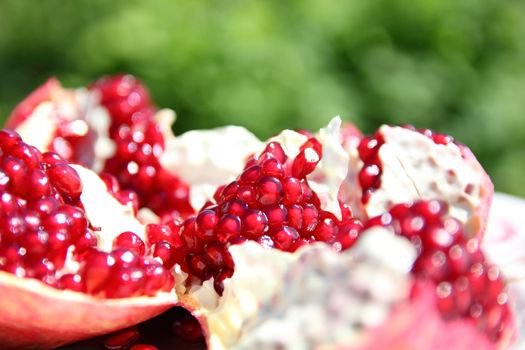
[0,0,524,195]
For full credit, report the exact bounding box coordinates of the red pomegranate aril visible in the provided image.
[41,151,66,166]
[239,165,260,184]
[3,156,27,190]
[115,190,140,214]
[236,185,257,206]
[0,129,22,153]
[272,226,299,251]
[287,204,303,229]
[81,251,116,295]
[221,199,248,217]
[260,157,284,178]
[217,214,241,243]
[27,169,50,199]
[141,259,169,296]
[302,204,319,233]
[105,267,145,298]
[57,274,85,292]
[213,268,234,295]
[256,176,283,206]
[31,197,59,215]
[292,150,319,179]
[152,241,177,269]
[263,141,287,163]
[76,230,97,252]
[187,254,210,280]
[358,164,381,189]
[113,231,146,256]
[265,204,287,227]
[357,136,379,163]
[283,177,303,205]
[103,326,141,350]
[180,219,203,251]
[243,210,268,239]
[334,219,363,250]
[204,243,228,268]
[112,248,140,269]
[145,224,178,247]
[220,181,239,202]
[9,142,40,169]
[195,209,219,241]
[313,217,337,242]
[47,163,83,199]
[172,315,204,342]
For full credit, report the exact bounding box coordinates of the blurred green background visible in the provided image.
[0,0,524,196]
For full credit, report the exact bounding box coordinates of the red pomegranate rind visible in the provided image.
[90,75,194,218]
[171,132,362,294]
[347,125,493,239]
[0,271,177,350]
[365,200,513,344]
[353,282,513,350]
[5,78,61,130]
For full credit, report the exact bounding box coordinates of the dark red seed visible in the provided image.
[104,326,140,350]
[263,141,287,163]
[47,163,83,199]
[243,210,268,239]
[152,241,177,269]
[283,177,303,205]
[256,177,283,206]
[113,231,146,256]
[357,136,379,163]
[272,226,299,251]
[172,315,203,342]
[217,214,241,243]
[57,274,85,292]
[195,209,218,241]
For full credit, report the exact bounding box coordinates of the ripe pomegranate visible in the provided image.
[2,76,520,350]
[0,131,180,349]
[341,124,494,239]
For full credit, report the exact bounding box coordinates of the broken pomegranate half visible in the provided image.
[0,131,179,349]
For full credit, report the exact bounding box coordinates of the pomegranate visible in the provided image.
[341,125,494,239]
[0,131,180,349]
[2,76,520,349]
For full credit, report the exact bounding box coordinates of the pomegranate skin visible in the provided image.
[350,282,515,350]
[0,272,178,349]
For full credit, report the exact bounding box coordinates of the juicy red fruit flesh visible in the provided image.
[90,75,193,218]
[0,129,174,299]
[171,138,364,294]
[366,200,511,342]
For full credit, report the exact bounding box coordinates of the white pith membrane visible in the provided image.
[0,165,178,349]
[341,125,493,237]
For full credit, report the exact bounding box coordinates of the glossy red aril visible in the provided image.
[365,200,511,342]
[169,137,363,294]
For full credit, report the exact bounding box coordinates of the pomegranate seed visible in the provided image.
[262,141,287,163]
[81,251,116,295]
[104,326,140,350]
[152,241,177,269]
[283,177,303,205]
[113,231,146,256]
[256,177,283,206]
[195,209,218,241]
[172,315,203,341]
[57,274,85,292]
[105,267,145,298]
[243,210,268,239]
[47,163,83,199]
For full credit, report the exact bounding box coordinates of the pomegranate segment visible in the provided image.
[170,126,363,295]
[89,75,194,218]
[342,125,494,239]
[364,200,513,343]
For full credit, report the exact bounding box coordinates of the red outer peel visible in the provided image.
[5,78,61,130]
[0,271,178,349]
